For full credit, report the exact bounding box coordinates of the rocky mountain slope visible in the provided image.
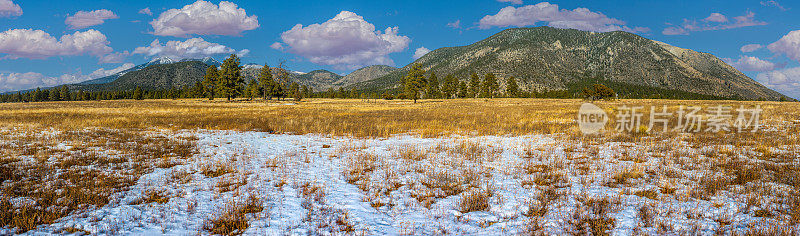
[351,27,785,100]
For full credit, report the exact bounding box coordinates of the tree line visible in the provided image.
[394,64,527,103]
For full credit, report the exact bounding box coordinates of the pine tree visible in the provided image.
[133,86,144,100]
[301,85,311,99]
[245,79,260,100]
[441,74,457,99]
[403,64,427,103]
[481,73,498,98]
[49,88,59,101]
[217,54,244,101]
[457,81,468,98]
[203,66,219,100]
[258,64,274,100]
[468,73,481,98]
[289,82,302,101]
[426,73,441,99]
[505,76,519,98]
[59,86,71,101]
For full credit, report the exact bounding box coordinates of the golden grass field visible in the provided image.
[1,98,798,139]
[0,98,799,234]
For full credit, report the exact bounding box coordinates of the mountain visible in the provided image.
[334,65,397,87]
[71,61,209,91]
[351,27,785,100]
[77,57,220,86]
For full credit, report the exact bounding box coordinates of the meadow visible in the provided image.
[0,98,798,235]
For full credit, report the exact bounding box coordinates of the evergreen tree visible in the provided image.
[289,82,302,101]
[441,74,457,99]
[301,85,311,99]
[426,72,441,99]
[49,88,59,101]
[133,86,144,100]
[59,86,71,101]
[217,54,244,101]
[403,64,427,103]
[481,73,498,98]
[258,64,274,100]
[245,79,260,100]
[457,81,468,98]
[505,76,519,98]
[203,66,219,100]
[468,73,481,98]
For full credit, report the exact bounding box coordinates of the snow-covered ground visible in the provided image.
[11,129,800,235]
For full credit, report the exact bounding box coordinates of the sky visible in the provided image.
[0,0,799,99]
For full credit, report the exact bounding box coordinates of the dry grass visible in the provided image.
[0,128,196,233]
[202,195,265,235]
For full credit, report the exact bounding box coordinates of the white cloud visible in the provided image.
[65,9,118,29]
[478,2,648,33]
[768,30,800,62]
[724,56,780,72]
[756,67,800,99]
[0,63,140,92]
[98,51,130,64]
[139,8,152,16]
[740,44,763,53]
[89,63,135,78]
[760,0,788,11]
[704,13,728,23]
[662,12,767,35]
[0,29,112,60]
[413,47,431,60]
[133,37,247,60]
[447,20,461,29]
[0,0,22,18]
[270,42,284,50]
[497,0,523,4]
[150,0,259,37]
[279,11,411,69]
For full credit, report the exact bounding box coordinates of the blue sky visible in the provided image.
[1,0,799,98]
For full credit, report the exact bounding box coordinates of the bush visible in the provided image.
[381,92,394,100]
[582,84,616,101]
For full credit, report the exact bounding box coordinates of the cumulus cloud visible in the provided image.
[279,11,411,69]
[0,0,22,18]
[663,12,767,35]
[497,0,523,4]
[65,9,118,29]
[724,56,781,72]
[133,37,247,60]
[413,47,431,60]
[760,0,788,11]
[98,51,130,64]
[768,30,800,62]
[740,44,763,53]
[0,29,112,60]
[150,0,259,37]
[447,20,461,29]
[704,13,728,23]
[89,63,135,78]
[478,2,648,33]
[139,8,152,16]
[270,42,284,51]
[0,63,140,92]
[756,67,800,99]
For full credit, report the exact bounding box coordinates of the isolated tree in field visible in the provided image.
[133,86,144,100]
[505,76,519,98]
[441,74,457,99]
[217,54,244,101]
[469,73,481,98]
[404,64,427,103]
[203,66,219,100]
[426,73,441,99]
[582,84,616,101]
[258,64,275,100]
[481,73,498,98]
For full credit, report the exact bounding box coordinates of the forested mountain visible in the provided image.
[350,26,785,100]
